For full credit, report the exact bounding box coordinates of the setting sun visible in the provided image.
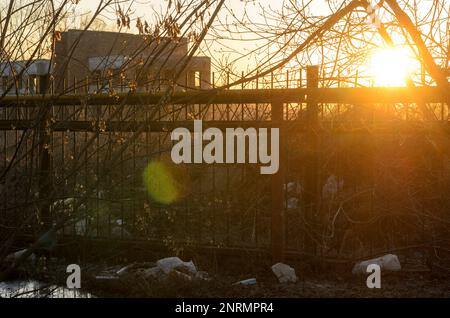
[370,48,414,87]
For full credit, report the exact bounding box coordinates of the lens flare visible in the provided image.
[142,159,188,205]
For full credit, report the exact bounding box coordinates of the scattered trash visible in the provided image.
[156,257,197,275]
[144,265,208,282]
[142,266,164,279]
[352,254,401,274]
[322,174,344,201]
[116,257,202,282]
[96,258,206,284]
[283,181,302,210]
[195,271,211,281]
[5,249,36,265]
[233,278,257,286]
[171,270,193,281]
[116,265,131,276]
[284,181,303,194]
[95,275,119,281]
[116,262,155,276]
[285,197,299,210]
[271,263,297,283]
[116,262,160,277]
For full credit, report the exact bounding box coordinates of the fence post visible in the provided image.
[271,99,285,263]
[304,65,319,256]
[38,112,52,231]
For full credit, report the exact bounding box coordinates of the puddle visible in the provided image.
[0,280,94,298]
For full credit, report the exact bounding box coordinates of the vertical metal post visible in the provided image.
[304,65,319,256]
[38,111,52,231]
[271,99,285,263]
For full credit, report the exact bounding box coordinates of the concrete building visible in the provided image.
[0,59,50,95]
[53,29,211,93]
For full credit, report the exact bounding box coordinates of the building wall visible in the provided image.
[53,29,211,93]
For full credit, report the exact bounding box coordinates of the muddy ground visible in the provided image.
[83,271,450,298]
[5,255,449,298]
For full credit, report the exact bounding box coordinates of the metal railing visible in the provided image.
[0,68,449,263]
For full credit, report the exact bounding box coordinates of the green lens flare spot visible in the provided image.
[143,161,178,204]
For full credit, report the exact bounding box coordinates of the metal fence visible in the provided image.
[0,68,449,263]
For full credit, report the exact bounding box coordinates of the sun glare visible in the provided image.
[370,48,414,87]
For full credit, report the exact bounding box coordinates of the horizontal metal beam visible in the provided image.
[0,120,272,132]
[1,119,448,132]
[0,86,448,106]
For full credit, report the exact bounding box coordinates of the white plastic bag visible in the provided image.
[352,254,401,274]
[156,257,197,275]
